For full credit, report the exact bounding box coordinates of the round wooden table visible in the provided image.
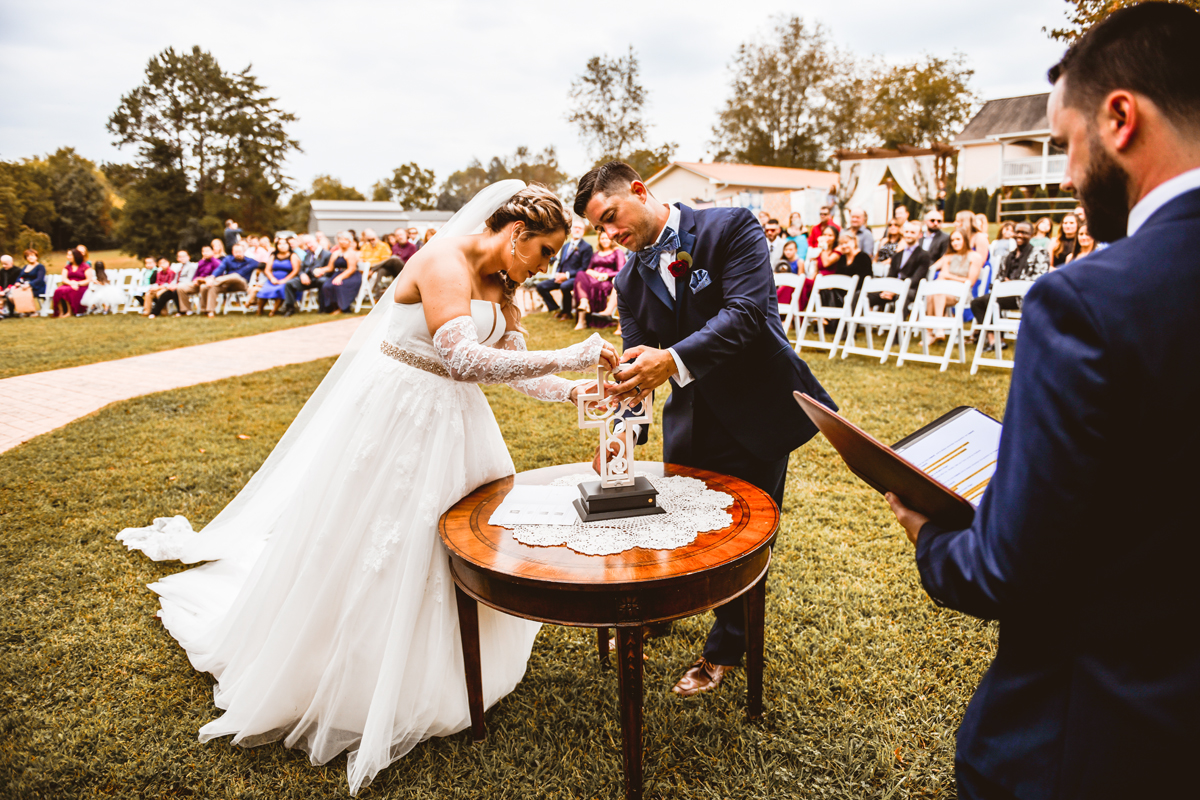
[438,462,779,800]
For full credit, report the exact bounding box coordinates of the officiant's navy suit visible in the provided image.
[616,202,835,665]
[916,185,1200,799]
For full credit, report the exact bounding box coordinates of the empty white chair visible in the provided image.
[353,264,374,313]
[896,279,970,372]
[119,269,147,314]
[795,273,858,359]
[840,276,911,363]
[39,274,61,316]
[970,279,1034,374]
[773,272,805,342]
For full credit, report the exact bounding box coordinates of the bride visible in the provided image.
[117,181,617,794]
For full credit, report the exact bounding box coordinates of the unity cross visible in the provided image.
[576,364,653,489]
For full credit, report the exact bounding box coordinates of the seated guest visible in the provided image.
[764,218,786,265]
[969,220,1050,346]
[806,205,841,249]
[283,235,333,315]
[148,249,197,317]
[536,220,591,318]
[955,210,991,257]
[200,244,261,317]
[920,210,950,262]
[209,238,227,261]
[367,227,418,299]
[572,229,626,330]
[407,227,422,250]
[874,221,903,276]
[774,240,802,308]
[1029,216,1053,250]
[252,238,301,316]
[1049,213,1081,267]
[175,245,221,315]
[321,231,362,315]
[0,254,19,288]
[785,211,805,245]
[17,249,47,302]
[142,258,178,315]
[245,236,271,264]
[1066,223,1095,263]
[989,221,1016,270]
[874,221,931,313]
[52,249,91,318]
[798,228,843,310]
[357,228,392,272]
[835,232,873,282]
[926,228,984,332]
[82,261,125,314]
[848,208,875,257]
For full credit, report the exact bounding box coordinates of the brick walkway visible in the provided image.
[0,318,366,454]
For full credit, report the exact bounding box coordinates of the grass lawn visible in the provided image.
[0,313,1011,799]
[0,311,366,381]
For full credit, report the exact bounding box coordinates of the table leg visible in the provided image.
[454,582,486,741]
[744,574,766,719]
[615,626,644,800]
[598,627,610,666]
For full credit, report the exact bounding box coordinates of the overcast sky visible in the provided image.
[0,0,1068,196]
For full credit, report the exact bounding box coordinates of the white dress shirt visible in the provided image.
[651,204,694,386]
[1127,166,1200,237]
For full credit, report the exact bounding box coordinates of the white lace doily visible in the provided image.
[506,472,734,556]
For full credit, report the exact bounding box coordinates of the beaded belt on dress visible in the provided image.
[380,341,449,378]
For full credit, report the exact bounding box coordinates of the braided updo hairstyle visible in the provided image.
[484,184,571,305]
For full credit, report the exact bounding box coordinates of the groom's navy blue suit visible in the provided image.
[616,203,835,665]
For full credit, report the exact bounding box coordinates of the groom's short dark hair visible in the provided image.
[574,161,643,218]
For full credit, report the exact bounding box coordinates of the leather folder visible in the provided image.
[794,392,977,529]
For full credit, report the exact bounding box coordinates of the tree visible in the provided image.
[567,46,649,161]
[1045,0,1199,42]
[44,148,113,249]
[619,143,678,182]
[383,162,436,210]
[114,144,201,257]
[868,53,977,150]
[0,159,54,255]
[972,187,989,215]
[107,45,300,242]
[281,175,365,233]
[436,147,567,211]
[711,15,838,169]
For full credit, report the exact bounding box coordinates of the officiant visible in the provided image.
[575,162,835,697]
[885,5,1200,798]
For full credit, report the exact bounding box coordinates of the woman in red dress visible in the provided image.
[52,249,91,317]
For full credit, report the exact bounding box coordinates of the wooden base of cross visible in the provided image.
[575,366,665,522]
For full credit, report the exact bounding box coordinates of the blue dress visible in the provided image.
[321,255,362,312]
[256,258,294,301]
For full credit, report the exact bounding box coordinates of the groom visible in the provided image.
[575,162,836,696]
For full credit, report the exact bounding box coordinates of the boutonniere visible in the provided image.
[667,251,693,278]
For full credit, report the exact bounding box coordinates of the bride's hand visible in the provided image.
[599,341,618,372]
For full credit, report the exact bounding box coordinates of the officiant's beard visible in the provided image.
[1076,131,1132,243]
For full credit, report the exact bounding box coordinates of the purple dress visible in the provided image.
[321,255,362,312]
[574,248,626,313]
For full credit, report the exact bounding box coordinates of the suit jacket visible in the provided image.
[615,203,835,461]
[887,245,932,286]
[920,229,949,262]
[915,187,1200,799]
[555,239,593,278]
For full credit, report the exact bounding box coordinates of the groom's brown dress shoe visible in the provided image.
[672,657,731,696]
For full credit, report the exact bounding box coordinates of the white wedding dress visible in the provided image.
[116,181,604,795]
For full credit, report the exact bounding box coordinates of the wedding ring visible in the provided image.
[634,384,642,395]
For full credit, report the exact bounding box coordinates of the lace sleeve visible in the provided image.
[496,331,590,403]
[432,316,603,385]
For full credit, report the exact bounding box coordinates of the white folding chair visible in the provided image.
[39,274,61,316]
[896,279,970,371]
[840,277,911,363]
[353,266,374,313]
[795,274,858,359]
[221,273,263,314]
[299,288,320,312]
[970,280,1033,374]
[119,269,146,314]
[773,272,805,341]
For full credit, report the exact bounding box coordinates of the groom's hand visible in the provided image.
[609,346,676,406]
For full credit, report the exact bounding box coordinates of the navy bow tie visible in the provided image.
[638,228,680,269]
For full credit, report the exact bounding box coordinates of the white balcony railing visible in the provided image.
[1002,155,1067,186]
